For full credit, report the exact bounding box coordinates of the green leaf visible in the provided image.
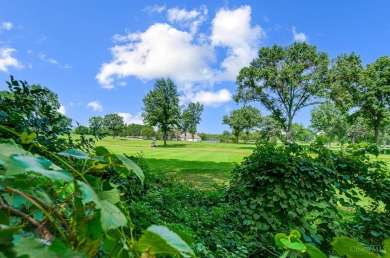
[14,238,87,258]
[332,236,378,258]
[0,224,24,238]
[99,200,127,231]
[135,225,195,257]
[382,239,390,258]
[20,132,37,144]
[57,149,90,160]
[280,251,290,258]
[8,155,72,182]
[116,154,144,184]
[0,210,9,226]
[275,233,289,247]
[280,238,306,251]
[0,252,6,258]
[370,230,381,237]
[289,229,301,239]
[77,181,127,231]
[305,244,327,258]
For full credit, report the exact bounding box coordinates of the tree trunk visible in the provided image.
[374,125,380,144]
[285,128,292,142]
[163,130,167,147]
[286,116,292,142]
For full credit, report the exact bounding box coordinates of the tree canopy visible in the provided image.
[328,54,390,143]
[235,42,329,141]
[142,78,180,147]
[310,101,347,146]
[103,113,124,138]
[222,105,261,143]
[0,76,72,151]
[181,102,204,141]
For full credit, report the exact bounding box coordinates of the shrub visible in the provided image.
[227,142,389,256]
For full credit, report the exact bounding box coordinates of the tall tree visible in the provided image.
[310,101,347,147]
[184,102,204,141]
[142,78,180,147]
[328,54,390,143]
[235,42,329,141]
[103,113,124,138]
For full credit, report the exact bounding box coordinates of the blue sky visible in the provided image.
[0,1,389,133]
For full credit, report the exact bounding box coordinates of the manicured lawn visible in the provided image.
[96,137,255,188]
[92,136,390,189]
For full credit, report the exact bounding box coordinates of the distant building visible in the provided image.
[178,133,202,142]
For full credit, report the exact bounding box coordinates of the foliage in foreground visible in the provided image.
[227,142,390,256]
[0,126,194,258]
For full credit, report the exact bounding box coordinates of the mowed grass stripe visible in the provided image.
[95,137,255,187]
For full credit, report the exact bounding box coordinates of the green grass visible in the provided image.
[95,137,255,188]
[90,136,390,189]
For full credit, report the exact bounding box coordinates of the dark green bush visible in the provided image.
[227,142,389,256]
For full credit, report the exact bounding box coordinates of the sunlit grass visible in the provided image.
[95,137,255,188]
[83,135,390,189]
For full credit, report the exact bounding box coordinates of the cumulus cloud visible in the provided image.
[0,48,23,72]
[118,112,143,124]
[96,5,263,107]
[87,101,103,111]
[191,89,232,107]
[167,6,207,34]
[211,5,264,81]
[292,27,308,42]
[57,105,66,115]
[2,22,13,30]
[96,23,214,89]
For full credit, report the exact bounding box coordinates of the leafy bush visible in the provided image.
[227,142,389,256]
[0,76,73,152]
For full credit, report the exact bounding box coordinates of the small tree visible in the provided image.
[140,126,156,139]
[310,101,347,147]
[103,113,124,138]
[142,78,180,147]
[74,125,89,135]
[184,102,204,141]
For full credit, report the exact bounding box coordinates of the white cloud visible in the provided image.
[96,5,264,106]
[211,5,264,81]
[118,112,143,124]
[0,48,23,72]
[38,52,58,65]
[167,6,207,34]
[2,22,13,30]
[192,89,232,107]
[57,105,66,115]
[96,23,214,89]
[87,101,103,111]
[143,4,166,14]
[292,27,308,42]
